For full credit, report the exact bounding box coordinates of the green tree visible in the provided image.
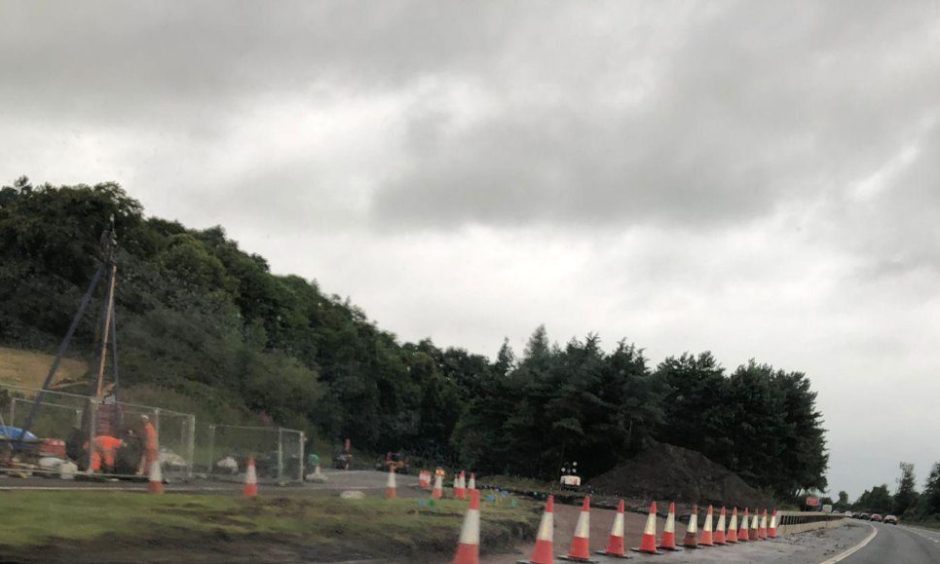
[894,462,919,517]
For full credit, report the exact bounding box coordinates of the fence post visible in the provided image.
[87,398,98,473]
[299,431,306,482]
[207,424,215,477]
[277,427,284,483]
[185,414,195,480]
[153,407,161,441]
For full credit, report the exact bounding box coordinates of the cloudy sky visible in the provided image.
[2,1,939,497]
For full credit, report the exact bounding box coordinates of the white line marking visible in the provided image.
[817,524,878,564]
[900,525,940,544]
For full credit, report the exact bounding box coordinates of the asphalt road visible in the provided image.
[840,522,940,564]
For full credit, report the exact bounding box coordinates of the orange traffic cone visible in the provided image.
[726,508,739,543]
[385,467,397,499]
[455,471,466,501]
[419,470,432,490]
[750,509,759,540]
[432,472,444,500]
[714,507,727,545]
[758,509,768,540]
[518,496,555,564]
[453,490,481,564]
[631,501,663,555]
[243,456,258,498]
[683,504,699,548]
[147,459,164,494]
[468,472,476,491]
[560,497,596,562]
[596,499,629,558]
[700,505,714,546]
[768,509,778,539]
[738,508,749,541]
[658,501,682,551]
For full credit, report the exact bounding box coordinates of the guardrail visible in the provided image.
[777,511,847,535]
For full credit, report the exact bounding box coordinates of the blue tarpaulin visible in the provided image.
[0,425,39,442]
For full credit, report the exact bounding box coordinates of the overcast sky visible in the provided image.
[2,1,939,498]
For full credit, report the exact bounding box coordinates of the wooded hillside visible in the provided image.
[0,177,828,499]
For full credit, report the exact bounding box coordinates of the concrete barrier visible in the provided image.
[776,511,847,536]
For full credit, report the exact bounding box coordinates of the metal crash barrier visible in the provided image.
[776,511,847,536]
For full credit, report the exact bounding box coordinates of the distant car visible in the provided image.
[883,515,898,525]
[870,514,883,522]
[858,513,870,520]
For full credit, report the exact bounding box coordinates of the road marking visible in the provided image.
[817,524,878,564]
[901,525,940,544]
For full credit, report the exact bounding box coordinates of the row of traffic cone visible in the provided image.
[512,497,780,564]
[637,502,778,554]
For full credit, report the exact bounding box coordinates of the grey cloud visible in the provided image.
[370,1,940,230]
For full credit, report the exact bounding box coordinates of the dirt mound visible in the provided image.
[589,442,770,508]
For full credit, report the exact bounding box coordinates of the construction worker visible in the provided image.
[136,414,159,476]
[91,434,123,473]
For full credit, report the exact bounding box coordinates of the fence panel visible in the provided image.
[204,424,304,483]
[0,384,195,480]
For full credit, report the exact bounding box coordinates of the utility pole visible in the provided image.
[94,215,118,399]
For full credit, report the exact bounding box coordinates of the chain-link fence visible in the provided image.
[0,384,195,480]
[202,424,305,483]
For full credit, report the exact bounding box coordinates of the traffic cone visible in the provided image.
[596,499,629,558]
[683,504,699,548]
[768,509,778,539]
[453,489,481,564]
[243,456,258,498]
[738,508,749,541]
[750,509,759,540]
[758,509,768,540]
[714,507,727,545]
[385,467,397,499]
[726,508,739,543]
[518,495,554,564]
[455,471,466,500]
[147,459,164,494]
[468,472,476,491]
[432,472,444,500]
[700,505,714,546]
[657,502,682,551]
[560,497,597,562]
[419,470,432,490]
[631,501,663,555]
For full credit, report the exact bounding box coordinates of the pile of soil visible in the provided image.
[589,442,770,508]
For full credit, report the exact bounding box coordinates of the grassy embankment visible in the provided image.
[0,490,537,561]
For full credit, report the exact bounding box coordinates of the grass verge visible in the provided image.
[0,490,537,562]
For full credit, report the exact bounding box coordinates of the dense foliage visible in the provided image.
[0,178,829,498]
[853,461,940,521]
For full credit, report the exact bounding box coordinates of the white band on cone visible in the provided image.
[459,509,480,545]
[664,510,675,533]
[574,511,590,538]
[536,512,554,541]
[643,511,657,535]
[687,511,698,534]
[611,512,624,537]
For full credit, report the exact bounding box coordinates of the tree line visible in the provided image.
[0,178,828,500]
[846,462,940,522]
